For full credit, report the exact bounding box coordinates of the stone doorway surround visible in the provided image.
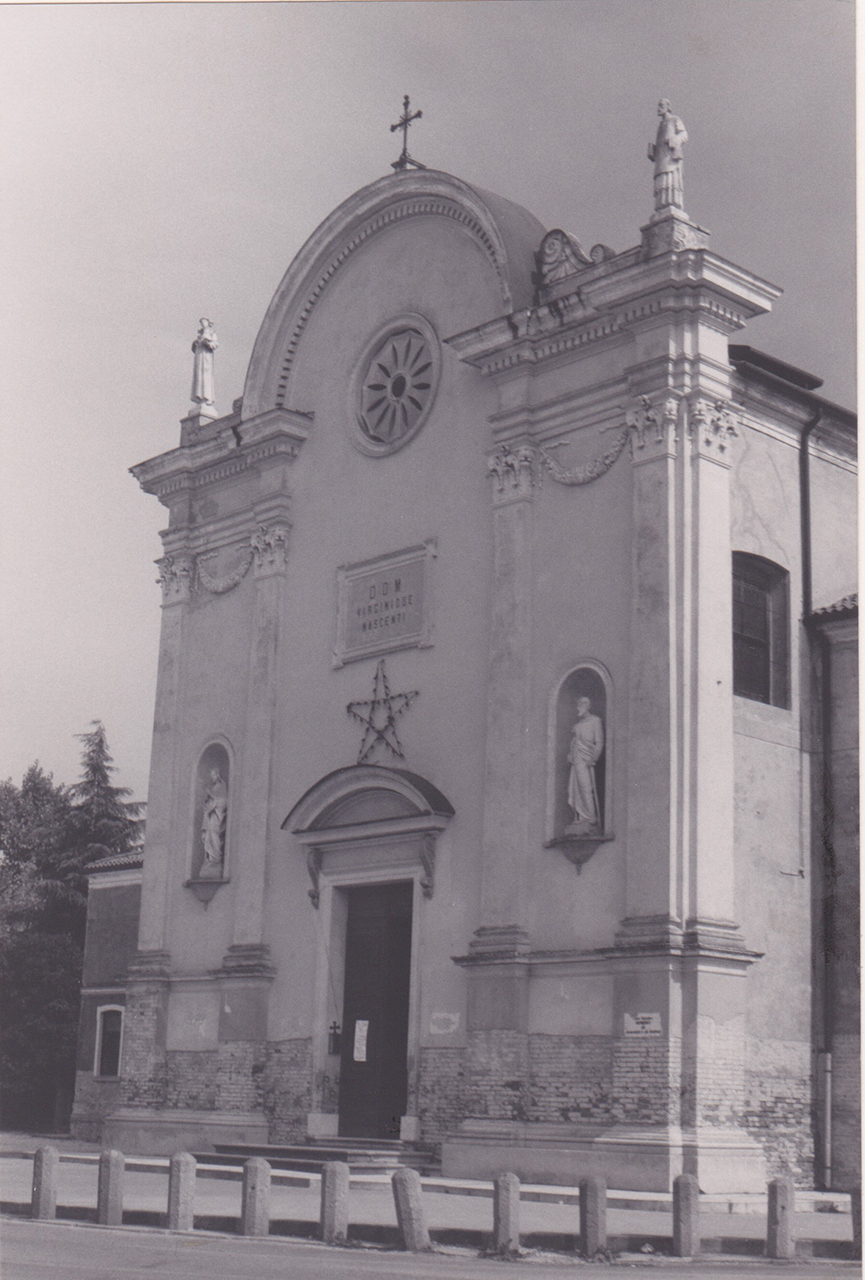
[282,765,454,1143]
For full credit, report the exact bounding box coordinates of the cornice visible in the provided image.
[452,938,762,971]
[241,169,540,419]
[131,408,311,505]
[448,255,780,378]
[490,379,628,442]
[733,378,857,469]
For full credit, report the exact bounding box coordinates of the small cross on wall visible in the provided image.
[390,94,426,172]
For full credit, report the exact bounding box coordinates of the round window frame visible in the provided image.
[350,314,441,457]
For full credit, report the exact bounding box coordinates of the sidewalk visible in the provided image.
[0,1137,855,1260]
[4,1218,861,1280]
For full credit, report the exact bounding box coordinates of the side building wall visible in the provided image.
[71,867,142,1142]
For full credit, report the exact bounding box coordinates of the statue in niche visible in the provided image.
[566,696,605,836]
[190,317,218,413]
[200,766,228,877]
[648,99,688,213]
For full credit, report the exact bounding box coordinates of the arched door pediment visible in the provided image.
[282,765,454,906]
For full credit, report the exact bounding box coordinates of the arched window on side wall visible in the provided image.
[94,1006,123,1078]
[732,552,790,708]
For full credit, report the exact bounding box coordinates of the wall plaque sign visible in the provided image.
[624,1012,662,1037]
[334,540,436,667]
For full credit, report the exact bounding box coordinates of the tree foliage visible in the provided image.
[0,724,141,1131]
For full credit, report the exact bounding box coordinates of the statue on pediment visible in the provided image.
[191,318,218,413]
[648,100,688,213]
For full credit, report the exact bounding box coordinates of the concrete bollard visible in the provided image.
[767,1176,795,1260]
[167,1152,196,1232]
[672,1173,700,1257]
[579,1176,607,1257]
[391,1166,431,1252]
[241,1157,271,1237]
[320,1161,350,1244]
[493,1172,521,1254]
[97,1149,125,1226]
[851,1185,861,1260]
[31,1146,59,1220]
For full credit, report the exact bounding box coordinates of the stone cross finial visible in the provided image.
[190,317,218,416]
[390,95,425,172]
[648,99,688,214]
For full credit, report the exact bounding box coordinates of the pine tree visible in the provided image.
[67,721,143,865]
[0,724,143,1131]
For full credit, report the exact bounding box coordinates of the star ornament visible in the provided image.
[347,659,418,764]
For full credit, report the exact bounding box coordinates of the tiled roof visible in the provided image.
[87,849,144,874]
[811,593,858,619]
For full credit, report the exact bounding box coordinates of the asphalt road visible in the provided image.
[1,1220,860,1280]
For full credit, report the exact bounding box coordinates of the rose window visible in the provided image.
[358,327,435,448]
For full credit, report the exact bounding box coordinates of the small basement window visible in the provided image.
[95,1006,123,1078]
[732,552,790,708]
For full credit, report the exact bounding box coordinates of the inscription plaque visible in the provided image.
[334,541,436,666]
[624,1012,662,1037]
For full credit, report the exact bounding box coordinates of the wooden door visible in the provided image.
[338,881,413,1138]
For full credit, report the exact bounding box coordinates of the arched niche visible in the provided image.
[546,662,613,869]
[187,741,231,903]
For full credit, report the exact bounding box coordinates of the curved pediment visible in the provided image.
[283,763,454,835]
[241,169,546,421]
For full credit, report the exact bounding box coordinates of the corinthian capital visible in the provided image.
[689,396,740,460]
[487,444,537,503]
[625,393,680,459]
[156,553,195,605]
[251,522,290,576]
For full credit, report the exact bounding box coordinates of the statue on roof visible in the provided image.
[190,317,218,415]
[648,100,688,214]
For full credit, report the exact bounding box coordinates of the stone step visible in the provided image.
[198,1140,439,1175]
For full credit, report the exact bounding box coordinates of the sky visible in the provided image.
[0,0,856,800]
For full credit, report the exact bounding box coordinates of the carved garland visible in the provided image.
[197,548,254,594]
[537,429,630,485]
[166,522,290,598]
[487,428,630,494]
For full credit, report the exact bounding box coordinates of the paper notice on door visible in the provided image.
[353,1019,369,1062]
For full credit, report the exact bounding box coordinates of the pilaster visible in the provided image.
[228,514,291,954]
[471,444,537,960]
[622,392,682,930]
[685,395,740,927]
[135,550,194,955]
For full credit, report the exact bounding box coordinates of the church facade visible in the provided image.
[72,114,858,1193]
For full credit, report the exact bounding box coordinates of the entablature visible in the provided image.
[131,407,312,512]
[447,248,781,380]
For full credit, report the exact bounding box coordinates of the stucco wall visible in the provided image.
[82,882,141,987]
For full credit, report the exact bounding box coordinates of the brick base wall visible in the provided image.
[612,1036,681,1125]
[464,1030,529,1120]
[418,1047,467,1149]
[155,1043,265,1113]
[263,1038,312,1142]
[832,1032,861,1189]
[744,1039,813,1183]
[70,1071,124,1142]
[121,983,168,1108]
[527,1034,613,1123]
[682,1018,747,1130]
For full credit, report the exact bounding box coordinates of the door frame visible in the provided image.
[282,766,454,1141]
